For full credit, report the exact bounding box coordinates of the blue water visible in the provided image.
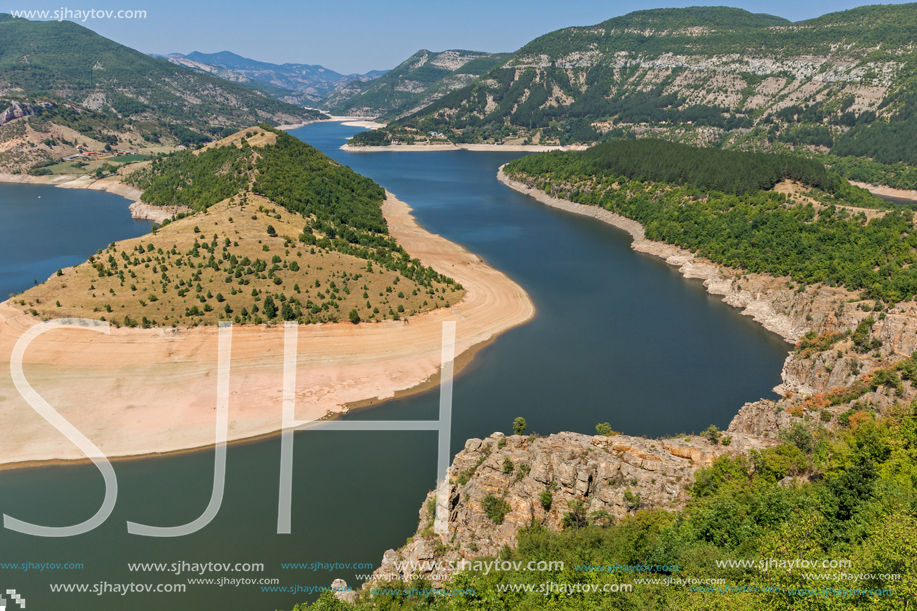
[0,123,790,611]
[293,123,789,440]
[0,183,153,298]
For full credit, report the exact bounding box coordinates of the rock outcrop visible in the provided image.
[368,430,776,586]
[0,101,55,126]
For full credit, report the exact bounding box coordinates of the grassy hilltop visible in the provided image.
[15,127,463,327]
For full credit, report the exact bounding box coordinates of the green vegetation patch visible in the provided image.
[287,395,917,610]
[506,141,917,302]
[549,139,838,195]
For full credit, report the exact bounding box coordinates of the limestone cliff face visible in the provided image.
[368,430,777,586]
[0,101,55,126]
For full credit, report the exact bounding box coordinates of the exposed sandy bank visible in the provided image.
[0,192,534,467]
[0,172,181,223]
[850,180,917,202]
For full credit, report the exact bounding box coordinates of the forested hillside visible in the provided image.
[21,126,462,326]
[0,15,325,143]
[325,49,510,121]
[505,141,917,303]
[128,126,433,272]
[354,5,917,187]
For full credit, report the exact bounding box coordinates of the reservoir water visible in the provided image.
[0,184,153,300]
[0,123,789,610]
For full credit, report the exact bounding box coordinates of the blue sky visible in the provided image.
[5,0,912,73]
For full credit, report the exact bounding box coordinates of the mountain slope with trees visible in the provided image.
[354,5,917,187]
[0,13,326,171]
[505,140,917,303]
[325,49,510,121]
[19,126,462,326]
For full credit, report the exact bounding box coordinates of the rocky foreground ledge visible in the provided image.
[368,429,778,587]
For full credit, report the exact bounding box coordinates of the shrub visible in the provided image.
[779,421,815,453]
[539,490,552,509]
[562,499,587,529]
[596,422,614,436]
[482,494,511,524]
[513,417,527,436]
[503,457,514,475]
[703,425,722,445]
[589,510,614,527]
[751,443,808,482]
[623,489,641,509]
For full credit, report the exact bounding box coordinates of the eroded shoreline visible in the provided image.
[0,171,180,222]
[498,166,808,344]
[0,191,535,469]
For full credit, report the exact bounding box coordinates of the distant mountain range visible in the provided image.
[0,14,326,172]
[354,5,917,169]
[322,49,511,121]
[157,49,510,122]
[154,51,387,106]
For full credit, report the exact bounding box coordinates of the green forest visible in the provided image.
[125,127,454,289]
[521,140,841,195]
[505,140,917,303]
[0,14,323,138]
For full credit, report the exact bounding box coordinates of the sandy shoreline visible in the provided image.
[0,172,193,222]
[277,116,385,131]
[0,191,535,468]
[341,143,589,153]
[850,180,917,201]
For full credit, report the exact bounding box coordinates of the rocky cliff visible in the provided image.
[0,100,55,126]
[371,430,777,586]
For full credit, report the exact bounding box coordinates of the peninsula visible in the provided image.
[0,126,534,467]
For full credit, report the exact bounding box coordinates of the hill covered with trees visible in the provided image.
[353,5,917,188]
[504,140,917,304]
[0,13,326,171]
[19,126,462,326]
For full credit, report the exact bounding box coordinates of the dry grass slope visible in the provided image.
[19,194,463,327]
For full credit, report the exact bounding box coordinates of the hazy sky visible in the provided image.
[6,0,911,74]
